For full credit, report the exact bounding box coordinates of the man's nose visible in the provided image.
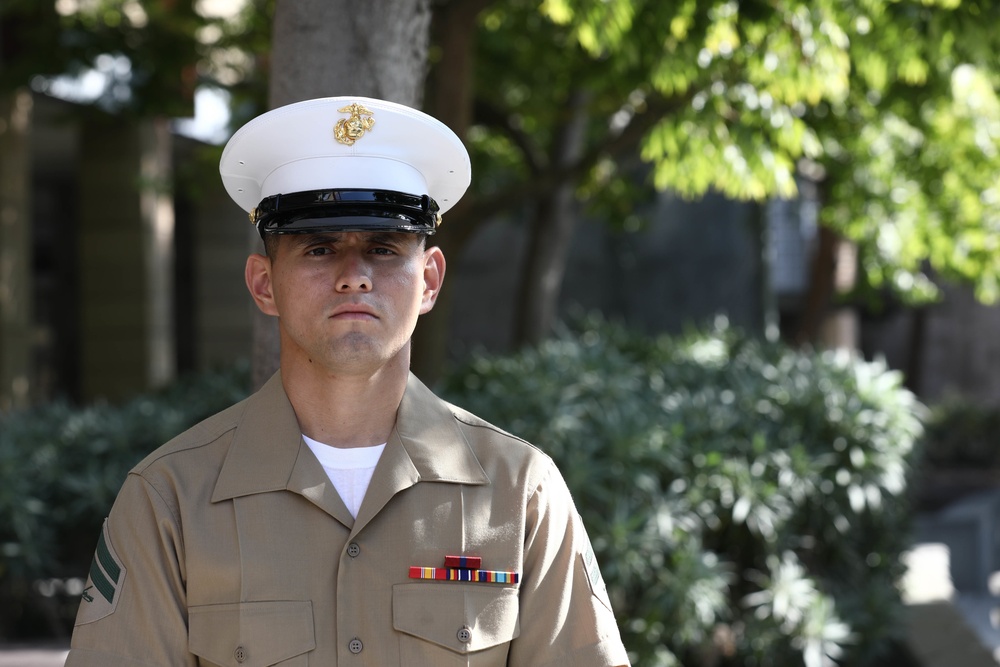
[335,255,372,292]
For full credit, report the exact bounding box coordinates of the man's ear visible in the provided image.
[245,253,279,316]
[420,245,446,315]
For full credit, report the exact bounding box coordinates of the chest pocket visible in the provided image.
[393,583,520,666]
[188,600,315,667]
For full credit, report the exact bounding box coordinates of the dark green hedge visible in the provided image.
[0,364,250,637]
[440,317,925,667]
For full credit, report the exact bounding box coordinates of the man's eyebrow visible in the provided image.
[362,232,407,246]
[290,233,342,248]
[285,232,410,249]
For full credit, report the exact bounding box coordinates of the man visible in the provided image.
[66,96,630,666]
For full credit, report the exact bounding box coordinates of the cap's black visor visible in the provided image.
[251,189,440,237]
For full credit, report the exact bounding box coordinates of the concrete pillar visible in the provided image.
[0,89,34,411]
[77,115,175,401]
[140,118,176,388]
[819,239,860,351]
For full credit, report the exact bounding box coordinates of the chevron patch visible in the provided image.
[75,519,127,625]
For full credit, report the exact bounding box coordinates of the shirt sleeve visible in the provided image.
[509,463,631,667]
[65,472,195,667]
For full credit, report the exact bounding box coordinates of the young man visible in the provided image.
[66,97,630,666]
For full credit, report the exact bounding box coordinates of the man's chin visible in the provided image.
[319,336,409,374]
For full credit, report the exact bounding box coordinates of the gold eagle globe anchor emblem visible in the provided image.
[334,103,375,145]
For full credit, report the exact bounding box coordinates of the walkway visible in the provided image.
[0,643,67,667]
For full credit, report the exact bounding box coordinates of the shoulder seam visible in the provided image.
[130,399,248,474]
[449,407,555,464]
[451,411,533,447]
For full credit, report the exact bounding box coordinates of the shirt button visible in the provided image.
[347,542,361,558]
[457,626,473,644]
[348,637,364,654]
[234,646,247,663]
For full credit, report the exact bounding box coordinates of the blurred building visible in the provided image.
[0,92,250,408]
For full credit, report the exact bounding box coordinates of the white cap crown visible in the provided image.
[219,97,471,234]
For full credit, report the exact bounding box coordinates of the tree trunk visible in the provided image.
[512,90,589,347]
[269,0,432,107]
[905,305,927,394]
[410,0,493,385]
[793,224,838,347]
[251,0,434,389]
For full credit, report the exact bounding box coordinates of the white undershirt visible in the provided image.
[302,435,385,518]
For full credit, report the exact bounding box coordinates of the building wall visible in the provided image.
[188,178,254,371]
[76,114,160,401]
[20,95,252,405]
[863,282,1000,406]
[449,190,766,355]
[31,96,82,402]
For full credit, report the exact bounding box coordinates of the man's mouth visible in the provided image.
[330,304,378,320]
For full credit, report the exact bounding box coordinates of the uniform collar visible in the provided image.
[212,371,489,505]
[391,372,490,485]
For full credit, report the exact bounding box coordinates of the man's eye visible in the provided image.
[370,247,395,255]
[307,247,331,256]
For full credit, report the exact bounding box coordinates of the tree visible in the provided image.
[4,0,205,116]
[412,0,494,381]
[412,0,1000,381]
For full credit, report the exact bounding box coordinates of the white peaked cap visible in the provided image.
[219,96,472,231]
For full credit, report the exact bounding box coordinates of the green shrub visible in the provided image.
[0,363,250,637]
[440,316,925,667]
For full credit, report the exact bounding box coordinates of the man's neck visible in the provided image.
[279,352,409,449]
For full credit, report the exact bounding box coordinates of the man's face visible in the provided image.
[246,231,444,376]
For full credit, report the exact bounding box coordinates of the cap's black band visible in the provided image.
[251,189,440,237]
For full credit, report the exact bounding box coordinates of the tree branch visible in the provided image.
[474,97,547,175]
[463,91,694,223]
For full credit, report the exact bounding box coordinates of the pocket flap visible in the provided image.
[189,600,315,666]
[393,583,520,653]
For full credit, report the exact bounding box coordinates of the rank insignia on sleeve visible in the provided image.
[580,536,615,612]
[75,519,127,625]
[582,540,603,592]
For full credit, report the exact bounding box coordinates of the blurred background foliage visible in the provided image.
[0,317,946,666]
[0,364,250,638]
[462,0,1000,326]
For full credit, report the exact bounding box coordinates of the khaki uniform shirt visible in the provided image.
[66,372,630,667]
